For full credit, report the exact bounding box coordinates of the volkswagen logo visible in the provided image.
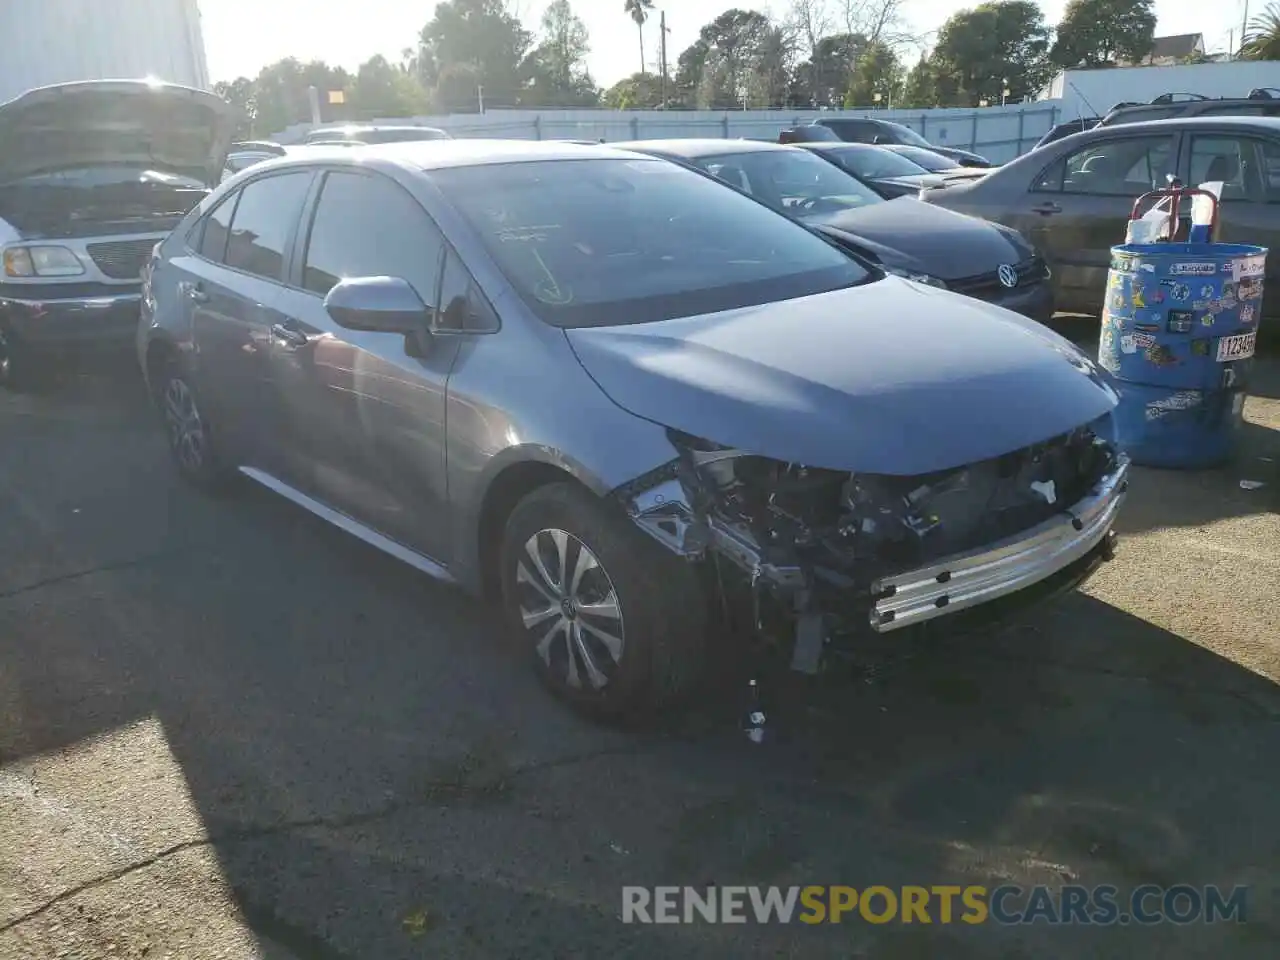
[997,263,1019,289]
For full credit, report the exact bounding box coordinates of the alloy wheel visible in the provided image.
[516,528,625,691]
[162,376,207,473]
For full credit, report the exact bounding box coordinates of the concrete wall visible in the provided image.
[269,103,1063,164]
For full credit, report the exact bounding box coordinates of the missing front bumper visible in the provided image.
[868,455,1130,632]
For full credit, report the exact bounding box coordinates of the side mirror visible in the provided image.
[324,276,429,334]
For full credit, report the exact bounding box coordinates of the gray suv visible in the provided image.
[138,140,1128,718]
[0,80,237,387]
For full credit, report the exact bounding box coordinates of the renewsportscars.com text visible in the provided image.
[621,884,1249,926]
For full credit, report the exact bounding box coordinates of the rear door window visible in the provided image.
[1188,134,1278,202]
[224,172,312,282]
[1036,136,1174,195]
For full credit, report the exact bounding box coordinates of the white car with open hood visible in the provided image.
[0,79,238,388]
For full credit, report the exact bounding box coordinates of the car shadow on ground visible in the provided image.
[3,367,1279,957]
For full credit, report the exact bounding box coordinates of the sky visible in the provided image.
[200,0,1254,89]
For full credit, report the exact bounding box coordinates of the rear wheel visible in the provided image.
[499,482,707,720]
[155,359,234,492]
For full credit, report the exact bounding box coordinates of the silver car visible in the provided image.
[137,140,1128,718]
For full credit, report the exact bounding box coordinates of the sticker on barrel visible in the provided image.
[1216,331,1256,362]
[1231,256,1265,282]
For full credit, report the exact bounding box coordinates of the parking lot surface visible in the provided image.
[2,352,1278,959]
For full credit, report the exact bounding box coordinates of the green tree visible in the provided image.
[213,77,257,137]
[603,72,666,108]
[1241,3,1280,60]
[1050,0,1156,68]
[624,0,655,74]
[435,63,483,113]
[898,54,935,108]
[792,33,867,107]
[539,0,590,89]
[523,0,599,105]
[347,55,430,119]
[844,42,901,108]
[674,39,710,103]
[931,1,1053,106]
[421,0,533,109]
[693,9,776,109]
[250,58,351,136]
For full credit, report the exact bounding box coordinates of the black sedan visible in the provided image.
[615,139,1052,320]
[878,143,993,179]
[811,117,992,167]
[797,142,951,199]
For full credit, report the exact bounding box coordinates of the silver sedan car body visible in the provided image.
[137,140,1128,717]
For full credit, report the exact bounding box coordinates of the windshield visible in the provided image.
[825,147,931,180]
[432,158,871,328]
[691,149,883,220]
[885,122,934,148]
[0,166,207,190]
[889,146,959,172]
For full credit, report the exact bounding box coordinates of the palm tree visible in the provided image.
[624,0,655,75]
[1241,3,1280,60]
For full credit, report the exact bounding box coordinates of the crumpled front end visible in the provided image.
[615,418,1128,672]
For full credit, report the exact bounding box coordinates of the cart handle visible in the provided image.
[1129,185,1220,236]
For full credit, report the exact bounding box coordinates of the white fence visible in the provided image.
[268,102,1066,164]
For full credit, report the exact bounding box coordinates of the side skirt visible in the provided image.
[238,466,457,585]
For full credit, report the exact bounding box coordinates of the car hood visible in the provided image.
[808,197,1029,281]
[0,80,241,187]
[873,173,943,191]
[566,278,1117,477]
[931,146,990,166]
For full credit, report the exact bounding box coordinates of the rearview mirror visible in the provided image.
[324,276,429,334]
[872,134,886,144]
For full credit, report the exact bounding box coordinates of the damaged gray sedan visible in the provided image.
[138,141,1129,718]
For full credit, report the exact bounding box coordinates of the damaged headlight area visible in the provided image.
[615,421,1125,673]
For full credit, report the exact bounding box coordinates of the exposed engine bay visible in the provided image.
[0,175,207,239]
[617,422,1123,673]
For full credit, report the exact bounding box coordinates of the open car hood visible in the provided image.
[0,80,241,187]
[566,278,1118,476]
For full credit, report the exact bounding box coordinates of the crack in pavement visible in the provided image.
[0,550,178,603]
[0,739,650,937]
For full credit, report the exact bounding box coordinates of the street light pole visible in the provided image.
[659,10,670,108]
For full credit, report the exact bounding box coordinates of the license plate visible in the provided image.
[1216,331,1256,362]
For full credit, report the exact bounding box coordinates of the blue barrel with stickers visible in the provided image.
[1098,241,1266,468]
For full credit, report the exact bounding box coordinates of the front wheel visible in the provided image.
[499,482,707,720]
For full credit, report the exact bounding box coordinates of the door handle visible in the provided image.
[186,283,209,304]
[1032,201,1062,215]
[271,321,309,347]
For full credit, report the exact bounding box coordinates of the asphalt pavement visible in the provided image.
[1,352,1278,959]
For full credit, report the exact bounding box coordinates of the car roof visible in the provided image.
[309,124,446,135]
[795,141,883,153]
[615,138,800,159]
[1095,115,1280,134]
[248,138,645,173]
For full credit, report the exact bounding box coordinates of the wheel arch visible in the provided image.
[475,458,592,600]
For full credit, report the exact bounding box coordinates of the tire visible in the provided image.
[499,481,707,720]
[154,358,235,493]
